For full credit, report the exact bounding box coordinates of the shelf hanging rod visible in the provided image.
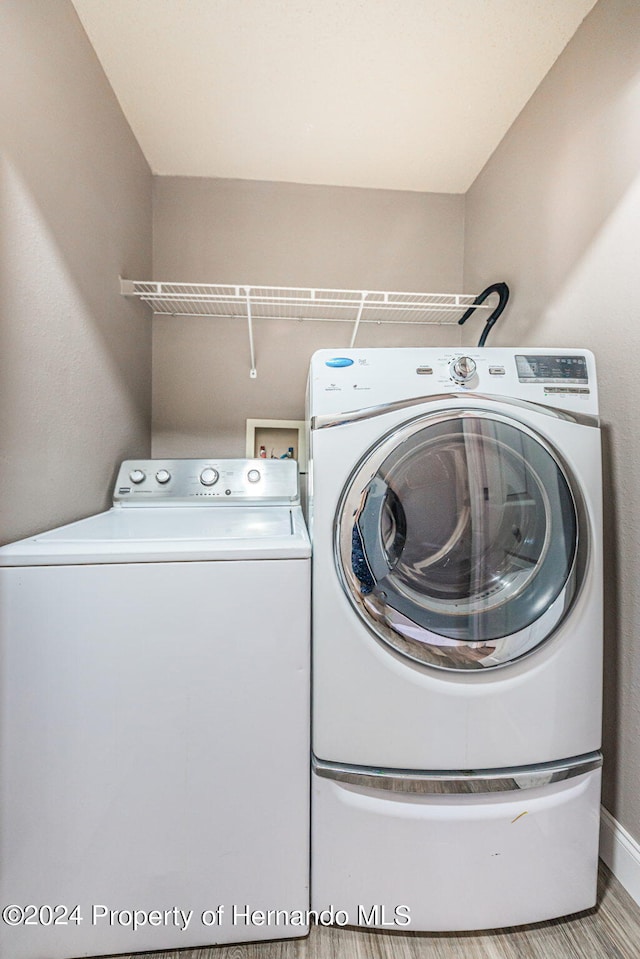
[349,292,369,348]
[244,286,257,378]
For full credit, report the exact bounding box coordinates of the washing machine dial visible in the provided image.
[129,469,146,484]
[247,469,261,484]
[451,356,477,382]
[155,469,171,484]
[200,467,219,487]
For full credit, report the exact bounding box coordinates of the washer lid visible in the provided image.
[0,506,311,565]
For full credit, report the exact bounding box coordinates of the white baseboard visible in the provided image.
[600,805,640,906]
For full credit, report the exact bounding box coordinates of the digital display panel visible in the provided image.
[515,354,588,384]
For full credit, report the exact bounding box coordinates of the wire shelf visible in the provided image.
[121,279,492,377]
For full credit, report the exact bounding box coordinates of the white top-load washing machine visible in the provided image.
[307,348,602,930]
[0,459,310,959]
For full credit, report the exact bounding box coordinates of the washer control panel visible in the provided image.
[114,458,299,506]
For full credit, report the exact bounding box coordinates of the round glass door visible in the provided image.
[336,410,582,670]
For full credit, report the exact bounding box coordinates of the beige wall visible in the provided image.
[464,0,640,833]
[0,1,152,544]
[152,177,465,457]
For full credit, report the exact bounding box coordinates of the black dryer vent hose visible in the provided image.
[458,282,510,347]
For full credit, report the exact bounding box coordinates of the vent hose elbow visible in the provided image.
[458,282,510,347]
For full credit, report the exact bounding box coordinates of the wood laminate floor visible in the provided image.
[114,863,640,959]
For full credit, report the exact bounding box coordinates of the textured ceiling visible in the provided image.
[72,0,597,193]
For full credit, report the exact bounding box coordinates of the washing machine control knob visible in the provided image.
[155,469,171,484]
[129,469,146,484]
[247,469,261,483]
[451,356,477,382]
[200,467,219,487]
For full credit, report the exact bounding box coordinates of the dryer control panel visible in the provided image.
[515,354,589,384]
[308,347,598,420]
[113,458,300,506]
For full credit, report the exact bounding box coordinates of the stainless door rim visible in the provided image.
[313,752,602,795]
[311,391,600,432]
[334,407,588,671]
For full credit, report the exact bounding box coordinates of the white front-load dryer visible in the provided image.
[307,347,603,930]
